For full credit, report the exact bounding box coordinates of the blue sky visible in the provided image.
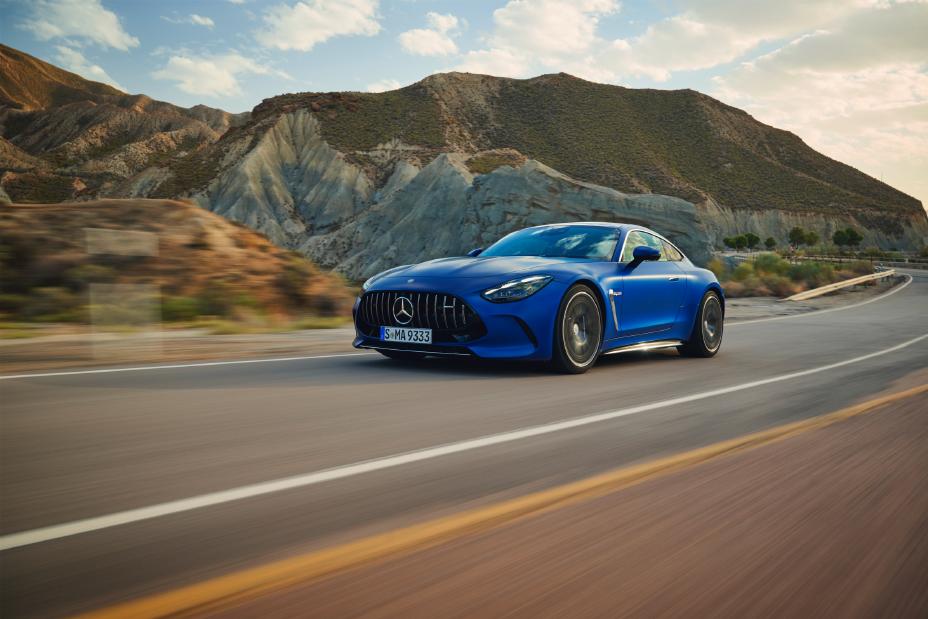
[2,0,927,207]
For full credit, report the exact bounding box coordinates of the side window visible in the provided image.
[640,232,667,260]
[620,231,648,262]
[662,240,683,261]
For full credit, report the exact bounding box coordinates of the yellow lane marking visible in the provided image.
[81,383,928,619]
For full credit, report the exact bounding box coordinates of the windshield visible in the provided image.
[481,226,620,260]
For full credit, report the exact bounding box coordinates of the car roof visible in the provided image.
[525,222,638,231]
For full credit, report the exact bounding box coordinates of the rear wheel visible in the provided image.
[679,290,723,357]
[378,349,427,361]
[551,284,603,374]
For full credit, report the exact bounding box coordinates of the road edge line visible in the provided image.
[0,352,376,381]
[78,382,928,619]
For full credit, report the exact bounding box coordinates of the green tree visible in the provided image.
[788,226,807,247]
[845,228,863,249]
[764,236,777,250]
[744,232,760,252]
[723,237,735,250]
[733,235,748,250]
[833,229,849,252]
[805,230,820,247]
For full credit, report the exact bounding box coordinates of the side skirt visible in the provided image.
[602,339,683,356]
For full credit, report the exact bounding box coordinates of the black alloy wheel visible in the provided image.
[679,291,723,358]
[552,284,603,374]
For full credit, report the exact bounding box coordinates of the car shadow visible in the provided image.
[364,347,684,379]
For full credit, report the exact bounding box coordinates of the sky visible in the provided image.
[2,0,927,209]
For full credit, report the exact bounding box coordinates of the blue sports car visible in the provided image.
[353,223,724,373]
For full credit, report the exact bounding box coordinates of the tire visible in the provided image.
[551,284,603,374]
[679,290,723,358]
[378,349,427,361]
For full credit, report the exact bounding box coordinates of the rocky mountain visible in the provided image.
[3,46,925,280]
[0,45,247,203]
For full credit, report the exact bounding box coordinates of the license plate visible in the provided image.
[380,326,432,344]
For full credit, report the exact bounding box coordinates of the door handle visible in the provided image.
[668,276,680,282]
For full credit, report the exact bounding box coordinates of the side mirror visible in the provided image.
[467,248,484,257]
[629,245,660,267]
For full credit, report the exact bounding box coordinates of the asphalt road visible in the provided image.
[227,392,928,618]
[2,271,927,617]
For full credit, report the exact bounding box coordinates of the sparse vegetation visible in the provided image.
[2,172,75,203]
[788,226,822,249]
[466,151,526,174]
[832,227,864,252]
[258,86,445,152]
[723,232,761,251]
[482,76,921,229]
[0,200,354,327]
[712,252,875,298]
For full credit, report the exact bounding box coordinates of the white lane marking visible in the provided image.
[2,332,924,552]
[728,274,913,326]
[0,352,376,381]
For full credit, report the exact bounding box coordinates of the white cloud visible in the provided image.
[454,48,533,78]
[366,79,402,93]
[399,12,461,56]
[602,17,758,81]
[189,14,214,28]
[712,1,928,206]
[227,0,246,4]
[54,45,124,90]
[152,53,290,97]
[426,12,460,34]
[162,14,215,28]
[598,0,880,81]
[491,0,616,59]
[453,0,617,77]
[255,0,380,52]
[20,0,139,51]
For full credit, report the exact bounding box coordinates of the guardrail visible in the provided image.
[724,253,928,270]
[784,269,897,302]
[801,255,928,270]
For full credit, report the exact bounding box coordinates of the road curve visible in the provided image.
[2,271,927,617]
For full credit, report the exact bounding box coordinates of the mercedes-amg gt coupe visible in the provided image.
[353,223,723,373]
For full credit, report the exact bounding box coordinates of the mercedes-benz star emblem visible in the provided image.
[392,296,414,325]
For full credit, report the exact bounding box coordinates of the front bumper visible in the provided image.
[352,277,567,360]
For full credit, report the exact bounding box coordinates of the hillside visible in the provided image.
[233,73,923,224]
[2,45,925,279]
[0,45,247,203]
[0,44,124,111]
[0,199,354,323]
[154,73,925,277]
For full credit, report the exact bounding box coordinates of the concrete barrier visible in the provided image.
[784,269,897,302]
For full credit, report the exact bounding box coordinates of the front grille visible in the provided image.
[357,291,486,343]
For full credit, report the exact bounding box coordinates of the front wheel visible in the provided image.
[678,291,723,358]
[551,284,603,374]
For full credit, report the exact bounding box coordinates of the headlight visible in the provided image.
[482,275,553,303]
[362,265,409,291]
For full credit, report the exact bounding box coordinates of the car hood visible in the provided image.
[388,256,583,280]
